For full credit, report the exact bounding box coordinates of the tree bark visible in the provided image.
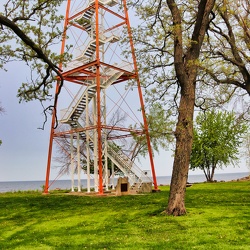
[166,0,216,216]
[167,80,195,215]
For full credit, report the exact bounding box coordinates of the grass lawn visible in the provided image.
[0,181,249,249]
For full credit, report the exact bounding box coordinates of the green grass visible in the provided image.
[0,181,249,249]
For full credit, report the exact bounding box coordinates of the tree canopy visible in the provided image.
[190,109,247,181]
[130,103,175,161]
[0,0,71,126]
[129,0,250,112]
[205,0,250,95]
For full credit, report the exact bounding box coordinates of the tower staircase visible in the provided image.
[74,0,119,63]
[60,67,124,126]
[75,0,120,34]
[75,7,95,34]
[66,127,151,190]
[107,146,152,190]
[76,35,119,62]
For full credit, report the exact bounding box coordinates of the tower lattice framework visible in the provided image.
[44,0,158,194]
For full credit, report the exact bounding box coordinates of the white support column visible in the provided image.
[77,132,81,192]
[103,88,109,191]
[86,90,91,193]
[70,133,74,192]
[93,95,98,192]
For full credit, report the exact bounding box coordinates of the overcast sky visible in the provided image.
[0,61,248,182]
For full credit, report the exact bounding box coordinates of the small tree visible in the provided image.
[130,103,175,160]
[190,109,247,182]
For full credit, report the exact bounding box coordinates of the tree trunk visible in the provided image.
[204,168,209,182]
[210,165,216,182]
[166,0,215,216]
[167,81,195,216]
[205,165,211,182]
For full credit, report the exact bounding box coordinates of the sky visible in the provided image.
[0,1,249,182]
[0,61,249,182]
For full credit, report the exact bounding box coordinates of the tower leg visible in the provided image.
[44,0,71,194]
[95,2,103,195]
[44,82,61,194]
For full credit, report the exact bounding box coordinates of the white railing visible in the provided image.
[107,146,152,185]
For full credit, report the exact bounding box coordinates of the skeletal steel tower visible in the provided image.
[44,0,158,194]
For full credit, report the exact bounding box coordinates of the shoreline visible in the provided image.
[0,172,249,193]
[158,174,250,186]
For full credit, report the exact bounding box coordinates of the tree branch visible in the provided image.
[0,13,64,128]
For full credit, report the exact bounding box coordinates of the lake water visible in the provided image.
[0,172,248,193]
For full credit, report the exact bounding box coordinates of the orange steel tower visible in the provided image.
[44,0,158,194]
